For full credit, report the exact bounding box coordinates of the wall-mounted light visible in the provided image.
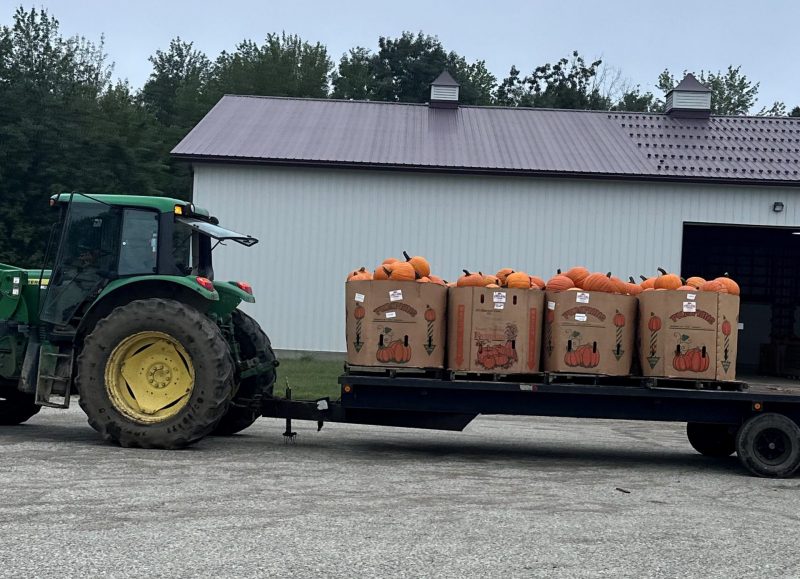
[773,201,785,212]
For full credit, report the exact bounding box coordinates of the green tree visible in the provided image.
[611,87,658,112]
[332,32,495,105]
[495,51,610,109]
[208,33,332,99]
[791,106,800,117]
[0,6,166,264]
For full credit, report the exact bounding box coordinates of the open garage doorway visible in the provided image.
[682,223,800,378]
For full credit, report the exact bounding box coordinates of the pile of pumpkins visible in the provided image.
[347,252,447,285]
[545,266,740,296]
[348,258,740,297]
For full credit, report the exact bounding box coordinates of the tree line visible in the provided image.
[1,6,798,264]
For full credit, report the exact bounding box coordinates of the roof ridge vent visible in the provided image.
[429,70,459,109]
[665,73,712,119]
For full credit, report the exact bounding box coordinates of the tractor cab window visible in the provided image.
[40,198,121,326]
[118,209,158,276]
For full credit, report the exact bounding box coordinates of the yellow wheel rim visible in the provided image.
[105,331,195,424]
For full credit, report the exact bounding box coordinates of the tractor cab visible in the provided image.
[40,193,256,329]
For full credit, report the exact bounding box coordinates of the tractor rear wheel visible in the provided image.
[211,310,277,435]
[0,384,40,425]
[76,298,235,449]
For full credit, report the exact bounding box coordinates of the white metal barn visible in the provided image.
[173,73,800,376]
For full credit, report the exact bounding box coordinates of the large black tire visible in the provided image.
[76,298,235,449]
[211,310,277,435]
[686,422,736,457]
[736,413,800,478]
[0,383,40,425]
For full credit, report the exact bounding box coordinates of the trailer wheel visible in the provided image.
[736,413,800,478]
[0,386,40,425]
[211,310,277,436]
[686,422,736,457]
[76,299,235,449]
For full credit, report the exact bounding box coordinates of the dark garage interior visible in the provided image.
[682,222,800,378]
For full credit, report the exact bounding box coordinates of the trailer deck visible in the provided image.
[261,372,800,478]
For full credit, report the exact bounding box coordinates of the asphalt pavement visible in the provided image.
[1,407,798,578]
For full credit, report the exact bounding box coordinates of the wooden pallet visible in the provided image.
[344,364,446,380]
[641,376,748,392]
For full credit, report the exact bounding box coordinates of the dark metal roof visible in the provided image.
[172,95,800,185]
[671,73,711,93]
[431,70,459,87]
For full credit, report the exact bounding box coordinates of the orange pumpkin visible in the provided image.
[482,273,500,287]
[582,272,615,293]
[388,261,416,281]
[529,275,545,290]
[626,277,643,296]
[506,271,531,289]
[486,283,500,288]
[676,285,696,291]
[496,268,515,286]
[609,275,628,294]
[347,266,373,281]
[654,267,682,290]
[416,276,431,283]
[373,266,390,280]
[403,251,430,278]
[428,275,447,286]
[382,257,399,265]
[546,272,575,292]
[639,275,656,290]
[685,276,706,289]
[700,279,728,293]
[564,266,590,288]
[457,270,485,287]
[715,274,740,296]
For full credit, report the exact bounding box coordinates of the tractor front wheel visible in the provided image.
[76,298,235,449]
[0,384,40,425]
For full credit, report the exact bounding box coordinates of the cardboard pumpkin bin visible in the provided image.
[543,291,637,376]
[345,280,446,369]
[638,290,739,381]
[446,287,545,375]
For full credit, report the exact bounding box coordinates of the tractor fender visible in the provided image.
[76,276,218,342]
[208,281,256,318]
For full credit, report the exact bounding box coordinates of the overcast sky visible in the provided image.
[15,0,800,109]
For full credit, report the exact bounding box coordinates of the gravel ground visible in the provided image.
[1,407,799,578]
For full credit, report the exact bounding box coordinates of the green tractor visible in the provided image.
[0,193,277,448]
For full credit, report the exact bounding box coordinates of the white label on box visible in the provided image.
[738,323,744,330]
[494,302,505,310]
[12,277,20,284]
[519,384,533,391]
[687,293,696,300]
[12,288,19,296]
[354,293,365,303]
[547,301,556,311]
[576,292,590,304]
[385,311,397,319]
[493,291,507,303]
[683,301,697,313]
[389,290,403,302]
[574,313,587,322]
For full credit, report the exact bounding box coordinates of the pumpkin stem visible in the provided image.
[557,269,561,274]
[463,269,471,276]
[403,251,411,261]
[629,276,636,283]
[657,267,668,275]
[359,266,367,273]
[640,275,647,282]
[383,266,392,277]
[681,277,686,284]
[606,272,612,278]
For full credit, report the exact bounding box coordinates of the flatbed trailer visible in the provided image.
[261,372,800,478]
